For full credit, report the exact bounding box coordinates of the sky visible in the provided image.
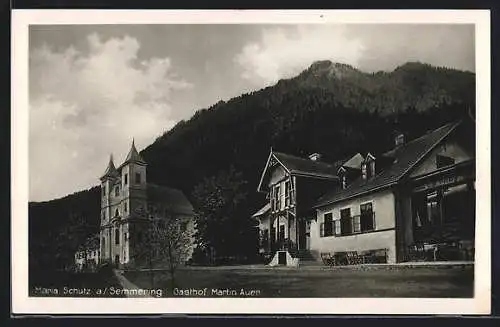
[28,24,475,201]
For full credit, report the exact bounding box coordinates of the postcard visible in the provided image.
[11,9,491,315]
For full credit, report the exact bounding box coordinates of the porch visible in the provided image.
[405,160,475,263]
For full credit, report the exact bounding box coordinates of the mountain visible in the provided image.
[286,61,475,114]
[28,61,475,270]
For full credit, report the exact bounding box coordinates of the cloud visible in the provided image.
[234,25,366,86]
[29,33,192,201]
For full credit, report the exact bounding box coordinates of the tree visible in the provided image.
[132,204,193,288]
[191,166,259,265]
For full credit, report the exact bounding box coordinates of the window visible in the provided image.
[284,181,291,207]
[426,191,440,225]
[340,208,352,236]
[115,208,119,217]
[369,161,376,178]
[361,164,367,180]
[115,228,120,245]
[102,211,106,221]
[124,173,128,186]
[124,202,127,213]
[115,186,120,197]
[102,185,106,197]
[278,225,285,241]
[272,185,281,211]
[135,172,141,184]
[323,213,333,237]
[360,202,375,231]
[342,175,347,189]
[124,232,128,242]
[436,155,455,168]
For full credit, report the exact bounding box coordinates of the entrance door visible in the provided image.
[298,220,308,250]
[278,251,287,265]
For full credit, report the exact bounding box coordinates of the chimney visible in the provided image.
[308,153,322,161]
[395,133,405,147]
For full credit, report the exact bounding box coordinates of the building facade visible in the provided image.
[254,119,475,265]
[74,234,100,272]
[99,140,196,268]
[253,151,342,265]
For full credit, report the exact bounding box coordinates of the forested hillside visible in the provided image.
[29,60,475,269]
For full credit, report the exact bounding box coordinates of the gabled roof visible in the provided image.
[123,139,146,166]
[273,152,340,178]
[146,183,194,216]
[341,153,365,170]
[257,150,340,192]
[314,121,461,208]
[100,154,119,180]
[252,203,271,218]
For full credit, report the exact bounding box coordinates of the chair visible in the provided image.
[408,243,426,261]
[346,251,363,265]
[320,252,336,266]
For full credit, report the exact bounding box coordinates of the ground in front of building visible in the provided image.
[123,264,473,298]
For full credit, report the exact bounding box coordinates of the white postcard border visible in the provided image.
[11,9,491,315]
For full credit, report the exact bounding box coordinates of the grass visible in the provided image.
[124,265,474,298]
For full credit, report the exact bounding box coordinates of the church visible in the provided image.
[98,140,196,268]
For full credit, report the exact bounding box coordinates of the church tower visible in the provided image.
[116,139,148,266]
[120,139,147,219]
[99,154,119,263]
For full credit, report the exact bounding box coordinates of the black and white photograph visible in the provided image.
[11,10,491,315]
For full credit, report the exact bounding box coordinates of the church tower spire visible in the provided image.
[100,153,119,181]
[123,139,146,166]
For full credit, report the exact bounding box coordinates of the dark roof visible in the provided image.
[122,140,146,166]
[314,121,460,207]
[341,153,365,170]
[100,155,119,180]
[273,152,340,179]
[146,183,194,216]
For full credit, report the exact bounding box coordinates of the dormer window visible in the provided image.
[369,160,375,178]
[362,163,367,180]
[363,154,376,180]
[342,175,347,189]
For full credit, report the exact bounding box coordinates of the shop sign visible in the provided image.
[414,174,468,192]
